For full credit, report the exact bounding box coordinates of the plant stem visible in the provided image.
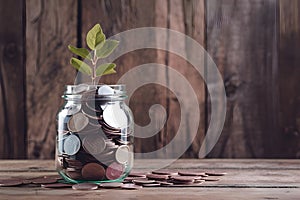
[91,51,97,85]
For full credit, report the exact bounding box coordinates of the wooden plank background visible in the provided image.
[206,0,279,158]
[0,0,26,158]
[0,0,299,159]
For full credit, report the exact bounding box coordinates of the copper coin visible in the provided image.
[66,159,83,169]
[123,177,136,183]
[72,183,99,190]
[146,173,169,181]
[171,180,196,185]
[128,172,146,178]
[106,162,124,180]
[121,183,142,190]
[66,171,82,180]
[32,177,58,184]
[99,182,123,188]
[178,171,206,177]
[82,134,106,155]
[201,177,220,181]
[81,163,106,181]
[152,170,178,176]
[132,179,156,185]
[0,179,23,187]
[159,181,174,186]
[194,179,205,183]
[142,183,161,187]
[205,171,227,176]
[42,183,73,188]
[115,145,130,164]
[171,176,195,183]
[63,134,81,155]
[67,113,89,132]
[99,120,121,132]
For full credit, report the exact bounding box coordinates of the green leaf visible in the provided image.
[70,57,92,75]
[96,63,116,76]
[86,24,106,50]
[96,39,119,58]
[68,45,91,60]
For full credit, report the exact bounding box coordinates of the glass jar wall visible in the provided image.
[56,84,134,183]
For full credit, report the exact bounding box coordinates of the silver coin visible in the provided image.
[57,134,69,154]
[97,85,115,95]
[103,104,128,128]
[63,134,81,155]
[115,145,130,164]
[67,113,89,132]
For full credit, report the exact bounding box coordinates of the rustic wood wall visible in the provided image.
[0,0,299,159]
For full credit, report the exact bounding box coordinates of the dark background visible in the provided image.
[0,0,299,159]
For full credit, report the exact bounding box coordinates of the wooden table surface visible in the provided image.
[0,159,299,200]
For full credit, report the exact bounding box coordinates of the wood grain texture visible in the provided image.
[0,0,26,158]
[154,0,206,158]
[278,0,300,158]
[0,160,300,200]
[26,0,77,158]
[81,0,205,158]
[206,0,279,158]
[81,0,164,158]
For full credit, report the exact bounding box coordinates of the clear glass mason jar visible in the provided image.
[55,84,134,183]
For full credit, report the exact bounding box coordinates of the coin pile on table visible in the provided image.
[56,84,133,182]
[123,170,227,187]
[0,170,226,190]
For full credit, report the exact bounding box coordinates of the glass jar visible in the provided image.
[55,84,134,183]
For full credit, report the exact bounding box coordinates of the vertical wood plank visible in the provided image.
[160,0,206,158]
[279,0,300,158]
[26,0,77,158]
[81,0,163,158]
[206,0,279,158]
[0,0,26,158]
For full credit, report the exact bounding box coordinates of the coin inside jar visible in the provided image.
[97,85,115,95]
[63,134,81,155]
[103,104,128,128]
[82,133,106,155]
[67,113,89,132]
[81,163,106,181]
[106,162,124,180]
[115,145,130,164]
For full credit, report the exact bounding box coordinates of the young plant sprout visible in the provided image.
[68,24,119,84]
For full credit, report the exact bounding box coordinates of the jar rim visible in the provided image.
[63,84,127,100]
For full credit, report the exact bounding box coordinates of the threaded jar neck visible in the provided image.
[63,84,127,101]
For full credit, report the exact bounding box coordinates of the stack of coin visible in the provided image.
[122,170,227,187]
[56,85,133,182]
